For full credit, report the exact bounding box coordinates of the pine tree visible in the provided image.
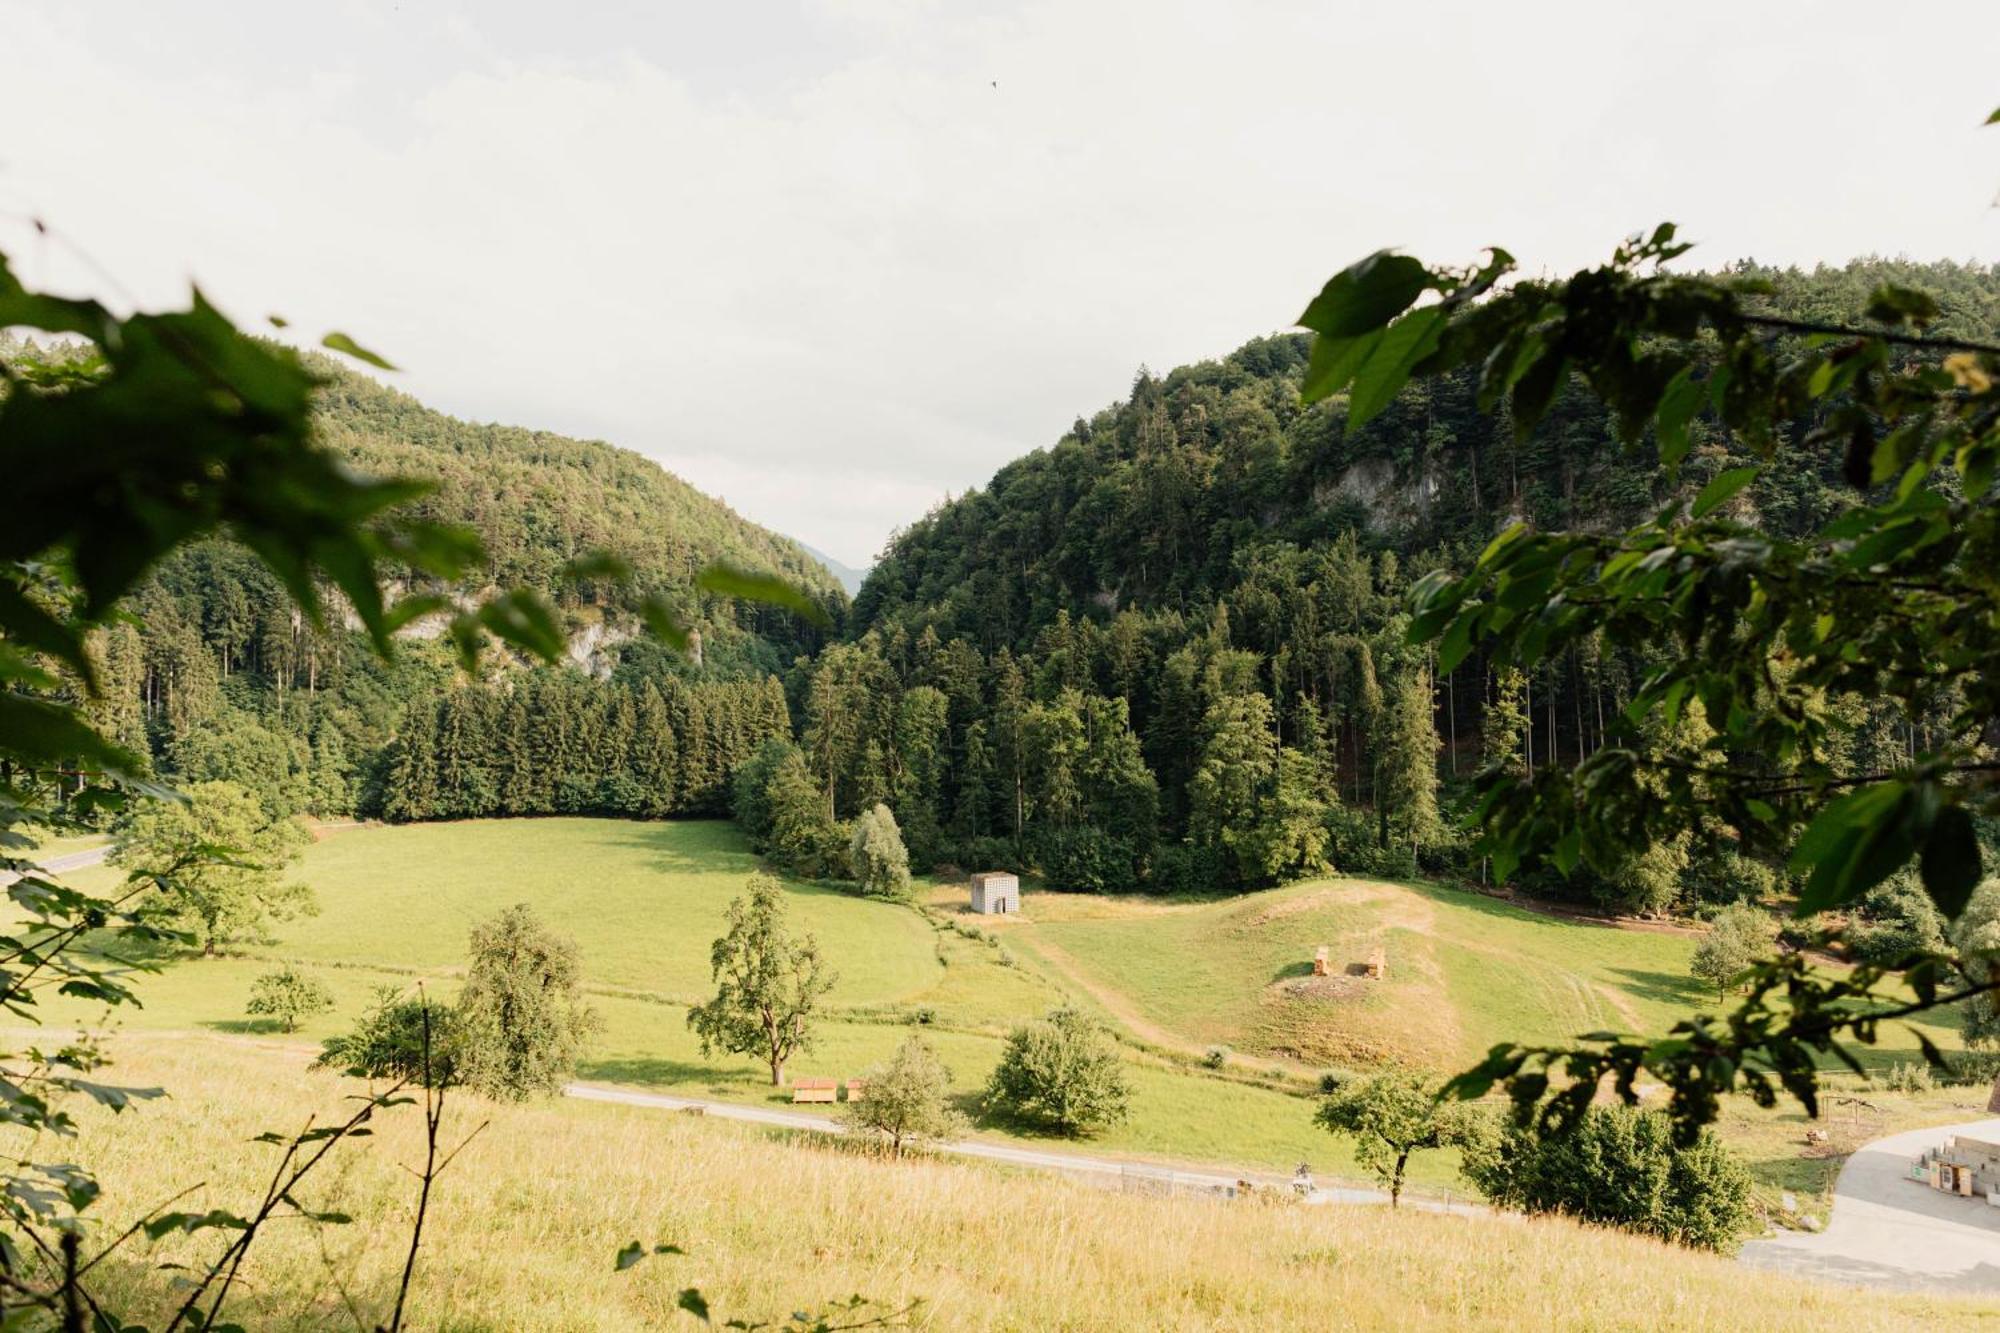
[628,683,680,817]
[383,702,441,822]
[1376,666,1442,856]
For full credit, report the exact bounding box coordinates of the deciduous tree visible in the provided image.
[687,875,836,1086]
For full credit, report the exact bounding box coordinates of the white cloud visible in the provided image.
[3,1,1995,566]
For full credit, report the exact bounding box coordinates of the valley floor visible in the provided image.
[30,817,1990,1236]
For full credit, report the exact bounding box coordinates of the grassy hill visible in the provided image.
[64,1037,1997,1330]
[991,876,1964,1074]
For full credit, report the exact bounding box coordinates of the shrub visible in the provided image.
[1690,904,1774,1000]
[1202,1045,1230,1070]
[909,1006,937,1026]
[986,1006,1130,1136]
[842,1035,966,1157]
[1881,1061,1935,1095]
[849,804,912,900]
[315,986,460,1086]
[1846,873,1947,966]
[244,964,333,1033]
[455,904,600,1101]
[1463,1105,1754,1252]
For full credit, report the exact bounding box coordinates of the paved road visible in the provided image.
[36,846,111,874]
[566,1082,1483,1215]
[1740,1116,2000,1293]
[0,843,110,888]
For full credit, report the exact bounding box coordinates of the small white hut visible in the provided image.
[969,871,1021,915]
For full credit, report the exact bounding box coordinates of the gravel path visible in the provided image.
[565,1081,1485,1215]
[1739,1115,2000,1293]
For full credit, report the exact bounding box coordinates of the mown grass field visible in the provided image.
[35,817,1976,1210]
[62,1038,1999,1331]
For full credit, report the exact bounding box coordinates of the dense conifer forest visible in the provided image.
[80,360,839,822]
[771,259,2000,906]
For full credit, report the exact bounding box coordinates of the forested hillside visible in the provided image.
[745,260,2000,907]
[90,360,840,821]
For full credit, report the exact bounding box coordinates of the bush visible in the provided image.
[1846,873,1946,966]
[849,804,912,900]
[1463,1105,1754,1252]
[455,904,600,1101]
[1202,1045,1230,1070]
[842,1035,966,1157]
[1680,849,1779,907]
[315,986,460,1085]
[244,964,333,1033]
[986,1006,1130,1136]
[1880,1061,1935,1095]
[909,1006,937,1026]
[1690,904,1774,1000]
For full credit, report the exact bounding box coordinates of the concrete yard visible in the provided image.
[1741,1116,2000,1294]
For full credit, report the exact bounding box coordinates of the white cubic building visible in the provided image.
[969,871,1020,915]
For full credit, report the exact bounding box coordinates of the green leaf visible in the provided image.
[1690,466,1758,519]
[1300,329,1383,405]
[1297,252,1429,338]
[474,590,566,663]
[1345,307,1445,430]
[1654,367,1702,472]
[320,332,398,371]
[1918,805,1982,919]
[695,565,832,628]
[0,692,142,773]
[1987,106,2000,125]
[1863,284,1939,328]
[639,595,692,653]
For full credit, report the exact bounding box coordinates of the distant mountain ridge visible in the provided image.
[792,539,869,596]
[310,362,848,639]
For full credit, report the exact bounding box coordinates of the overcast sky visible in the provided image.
[4,3,1997,566]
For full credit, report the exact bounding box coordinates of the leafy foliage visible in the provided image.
[848,804,912,900]
[985,1006,1130,1137]
[316,985,464,1086]
[454,904,600,1101]
[1291,208,2000,1134]
[841,1035,966,1157]
[1313,1068,1488,1206]
[111,780,315,954]
[687,875,837,1086]
[244,963,334,1032]
[1688,904,1774,1000]
[1462,1105,1754,1252]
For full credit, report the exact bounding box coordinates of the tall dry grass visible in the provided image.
[55,1036,1997,1330]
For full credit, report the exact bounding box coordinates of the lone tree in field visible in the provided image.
[985,1005,1130,1137]
[687,874,836,1086]
[113,780,315,955]
[244,964,334,1033]
[849,803,911,900]
[1314,1069,1486,1207]
[455,904,599,1101]
[842,1035,966,1157]
[1689,904,1775,1001]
